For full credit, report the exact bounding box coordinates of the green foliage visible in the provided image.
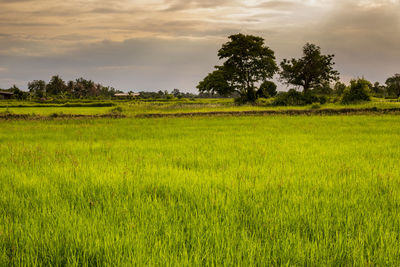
[280,43,340,92]
[110,106,124,114]
[28,80,47,98]
[8,85,29,100]
[312,81,333,95]
[197,70,232,96]
[27,76,120,99]
[341,79,371,104]
[198,33,278,102]
[371,82,386,98]
[218,34,278,96]
[272,89,326,106]
[311,103,321,109]
[386,74,400,97]
[257,81,277,98]
[333,82,347,96]
[46,75,66,95]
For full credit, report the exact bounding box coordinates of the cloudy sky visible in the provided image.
[0,0,399,92]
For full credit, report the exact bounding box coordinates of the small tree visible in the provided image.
[280,43,340,92]
[28,80,47,98]
[171,89,183,99]
[9,85,29,100]
[333,82,346,96]
[371,82,387,98]
[257,81,277,98]
[386,74,400,97]
[341,79,371,104]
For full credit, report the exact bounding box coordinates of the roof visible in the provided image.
[114,93,130,97]
[0,91,14,95]
[114,93,140,97]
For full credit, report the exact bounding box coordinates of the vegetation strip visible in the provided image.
[0,113,126,120]
[0,102,115,108]
[137,107,400,118]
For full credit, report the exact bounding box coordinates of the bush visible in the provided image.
[234,89,257,104]
[257,81,277,98]
[255,97,274,106]
[272,89,325,106]
[318,96,327,105]
[311,104,321,109]
[110,107,124,113]
[341,79,371,104]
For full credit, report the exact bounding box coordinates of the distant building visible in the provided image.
[114,92,140,98]
[0,91,13,100]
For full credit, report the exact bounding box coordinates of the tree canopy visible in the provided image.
[280,43,339,92]
[26,76,120,99]
[341,78,371,104]
[197,69,232,96]
[257,81,277,98]
[198,33,278,101]
[46,75,66,95]
[386,74,400,97]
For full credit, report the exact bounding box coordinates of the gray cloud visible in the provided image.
[307,0,400,82]
[0,0,399,91]
[0,37,221,91]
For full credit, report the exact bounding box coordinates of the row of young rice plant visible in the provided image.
[1,115,400,265]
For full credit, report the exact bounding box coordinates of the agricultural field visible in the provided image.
[1,98,400,117]
[1,114,400,265]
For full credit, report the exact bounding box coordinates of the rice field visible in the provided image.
[1,98,400,117]
[1,115,400,265]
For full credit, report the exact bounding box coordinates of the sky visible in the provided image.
[0,0,399,92]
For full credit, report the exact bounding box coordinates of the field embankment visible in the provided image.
[2,106,400,120]
[136,107,400,118]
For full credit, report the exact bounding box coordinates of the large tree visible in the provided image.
[198,33,278,100]
[386,74,400,97]
[280,43,340,92]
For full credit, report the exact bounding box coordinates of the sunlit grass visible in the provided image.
[1,115,400,265]
[2,98,400,117]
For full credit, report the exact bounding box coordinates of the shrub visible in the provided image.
[318,96,327,105]
[272,89,325,106]
[110,107,124,113]
[234,89,257,104]
[341,79,371,104]
[311,104,321,109]
[255,97,274,106]
[257,81,277,98]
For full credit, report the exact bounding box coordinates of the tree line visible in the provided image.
[0,76,123,100]
[197,33,400,104]
[0,78,219,101]
[1,34,399,104]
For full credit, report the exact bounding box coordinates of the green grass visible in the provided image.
[1,115,400,265]
[2,98,400,117]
